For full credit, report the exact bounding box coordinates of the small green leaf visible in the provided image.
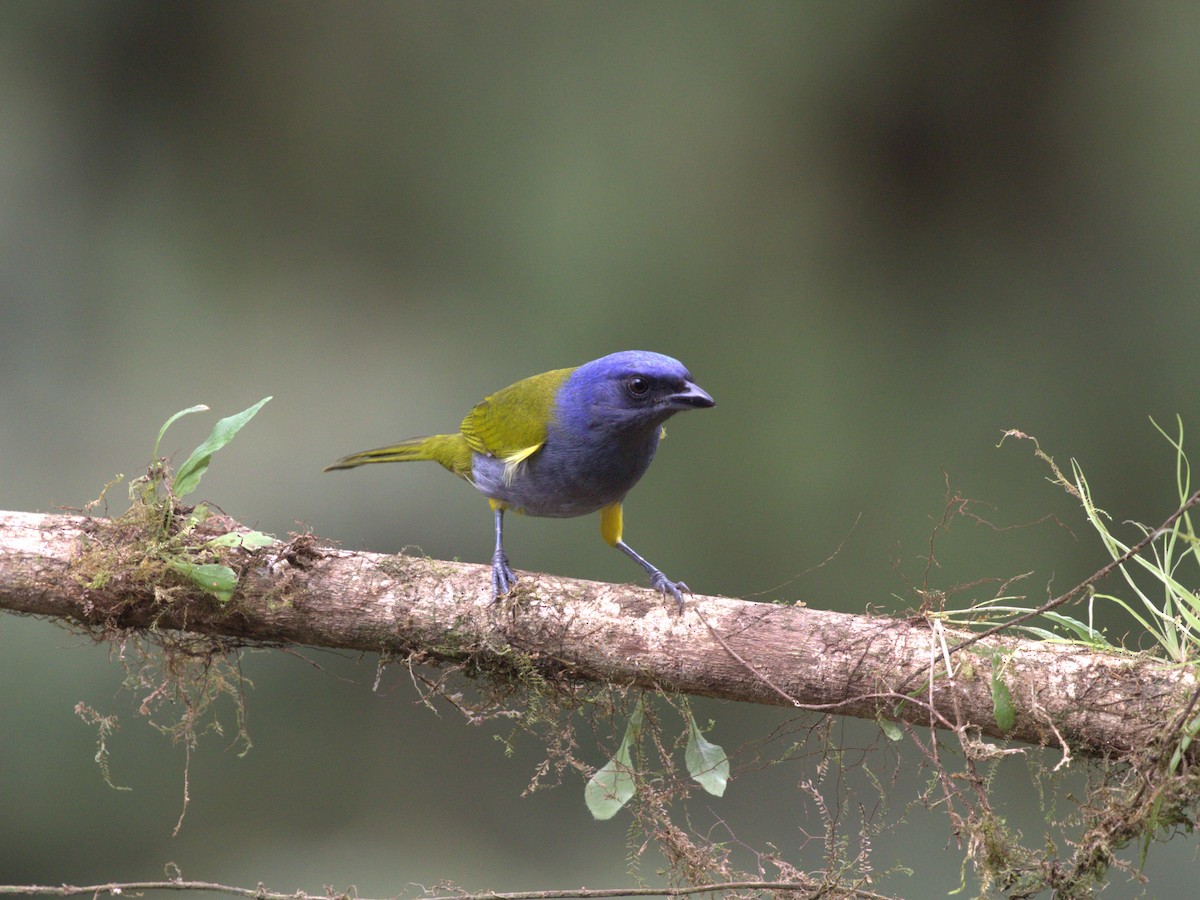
[1018,626,1063,641]
[173,397,271,497]
[990,669,1015,732]
[877,715,903,742]
[1040,610,1110,646]
[207,530,276,550]
[190,563,237,603]
[684,712,729,797]
[585,698,643,820]
[972,646,1017,732]
[585,745,636,820]
[155,405,209,461]
[181,503,210,533]
[169,560,238,603]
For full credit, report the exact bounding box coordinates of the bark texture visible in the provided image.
[1,510,1193,758]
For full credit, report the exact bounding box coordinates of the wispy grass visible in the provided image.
[941,420,1200,661]
[1077,417,1200,663]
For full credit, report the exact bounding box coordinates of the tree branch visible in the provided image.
[0,877,896,899]
[1,509,1194,759]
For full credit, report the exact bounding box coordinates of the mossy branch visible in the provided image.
[1,508,1195,761]
[0,877,896,900]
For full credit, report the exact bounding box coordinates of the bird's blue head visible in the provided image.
[555,351,714,439]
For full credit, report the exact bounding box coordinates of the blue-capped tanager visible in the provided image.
[325,350,714,609]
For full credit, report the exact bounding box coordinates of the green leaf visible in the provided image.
[990,668,1015,732]
[207,530,276,550]
[972,646,1017,732]
[684,712,729,796]
[1018,626,1064,642]
[877,714,903,742]
[585,698,643,820]
[585,745,635,820]
[181,503,210,534]
[173,397,272,498]
[168,560,238,603]
[189,563,237,603]
[1040,610,1105,644]
[154,404,209,461]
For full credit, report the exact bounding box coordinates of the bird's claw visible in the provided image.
[649,571,690,613]
[491,550,518,602]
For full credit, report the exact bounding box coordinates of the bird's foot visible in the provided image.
[648,571,690,613]
[491,550,518,602]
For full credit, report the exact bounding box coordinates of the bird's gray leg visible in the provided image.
[615,540,689,612]
[491,506,517,600]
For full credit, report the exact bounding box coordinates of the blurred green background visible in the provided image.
[2,2,1199,896]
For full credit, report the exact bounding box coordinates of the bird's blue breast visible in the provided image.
[470,359,668,517]
[470,421,660,517]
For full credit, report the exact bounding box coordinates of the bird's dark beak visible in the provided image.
[669,380,715,410]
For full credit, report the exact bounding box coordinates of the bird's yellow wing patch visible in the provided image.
[502,442,543,486]
[460,366,575,461]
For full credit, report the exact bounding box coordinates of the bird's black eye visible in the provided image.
[626,376,651,398]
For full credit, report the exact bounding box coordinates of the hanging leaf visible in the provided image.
[173,397,272,498]
[877,714,903,742]
[585,698,644,820]
[684,712,729,797]
[990,668,1015,732]
[972,646,1016,733]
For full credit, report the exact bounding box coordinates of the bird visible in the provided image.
[324,350,714,609]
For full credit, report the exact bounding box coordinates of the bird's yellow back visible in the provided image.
[459,366,575,461]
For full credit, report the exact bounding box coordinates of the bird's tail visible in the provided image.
[324,433,472,477]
